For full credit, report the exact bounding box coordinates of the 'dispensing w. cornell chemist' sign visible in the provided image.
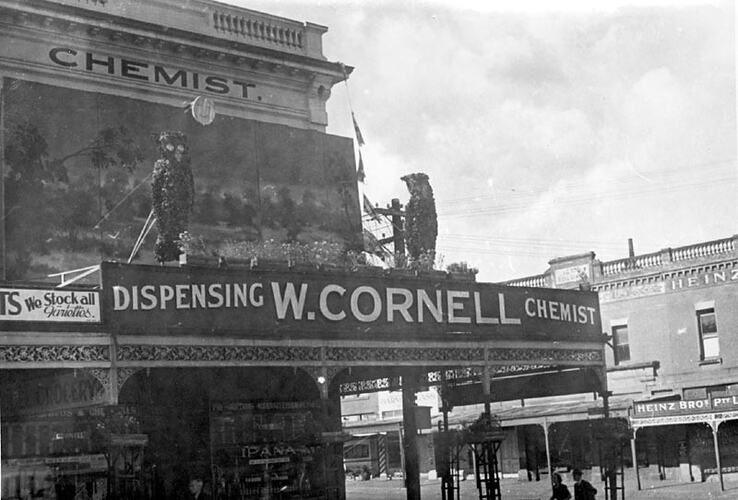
[101,262,601,340]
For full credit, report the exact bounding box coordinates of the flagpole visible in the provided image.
[339,63,367,217]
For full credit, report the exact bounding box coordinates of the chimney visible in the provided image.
[628,238,635,258]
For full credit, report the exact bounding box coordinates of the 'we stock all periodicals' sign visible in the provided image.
[101,262,601,341]
[0,287,100,323]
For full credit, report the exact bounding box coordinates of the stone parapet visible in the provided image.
[503,235,738,287]
[35,0,328,60]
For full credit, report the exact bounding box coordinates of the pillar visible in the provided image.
[0,76,5,280]
[630,429,641,491]
[542,418,553,496]
[391,198,405,261]
[482,364,491,416]
[402,369,421,500]
[710,420,724,491]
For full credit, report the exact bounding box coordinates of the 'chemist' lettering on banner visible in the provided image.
[102,262,601,340]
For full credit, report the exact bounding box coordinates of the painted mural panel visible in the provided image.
[1,78,362,281]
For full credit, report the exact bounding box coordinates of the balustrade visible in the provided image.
[671,238,734,262]
[506,275,546,288]
[600,237,735,277]
[211,8,305,53]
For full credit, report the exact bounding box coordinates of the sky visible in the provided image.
[227,0,736,282]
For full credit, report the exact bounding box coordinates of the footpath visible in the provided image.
[344,474,738,499]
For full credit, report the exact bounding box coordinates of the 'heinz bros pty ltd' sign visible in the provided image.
[101,262,601,340]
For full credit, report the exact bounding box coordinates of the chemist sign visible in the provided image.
[0,287,100,323]
[101,261,601,340]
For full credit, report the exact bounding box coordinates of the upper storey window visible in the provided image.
[612,324,630,365]
[697,308,719,360]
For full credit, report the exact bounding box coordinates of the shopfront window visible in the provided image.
[697,308,719,359]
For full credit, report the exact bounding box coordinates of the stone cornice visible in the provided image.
[0,1,351,83]
[592,258,738,291]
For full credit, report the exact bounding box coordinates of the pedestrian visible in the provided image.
[572,469,597,500]
[550,472,572,500]
[187,476,211,500]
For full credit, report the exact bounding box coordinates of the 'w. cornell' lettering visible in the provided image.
[49,47,257,99]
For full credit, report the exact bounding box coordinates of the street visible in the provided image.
[344,474,738,499]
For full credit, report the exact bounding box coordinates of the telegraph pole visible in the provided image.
[373,198,405,264]
[374,198,421,499]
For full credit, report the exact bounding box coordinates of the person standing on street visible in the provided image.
[188,476,211,500]
[550,472,572,500]
[572,469,597,500]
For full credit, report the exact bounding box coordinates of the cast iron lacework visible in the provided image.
[301,366,343,384]
[427,367,483,384]
[340,378,393,395]
[325,347,485,362]
[487,349,602,363]
[0,345,110,362]
[85,368,111,394]
[117,368,143,391]
[492,364,550,375]
[116,345,321,362]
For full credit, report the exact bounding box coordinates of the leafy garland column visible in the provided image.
[151,131,195,263]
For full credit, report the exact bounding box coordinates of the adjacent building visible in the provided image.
[0,3,610,500]
[501,235,738,489]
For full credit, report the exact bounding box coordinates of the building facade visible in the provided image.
[0,3,609,500]
[504,235,738,489]
[0,1,357,498]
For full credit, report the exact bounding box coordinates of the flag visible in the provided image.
[352,112,365,146]
[363,194,380,220]
[357,150,366,183]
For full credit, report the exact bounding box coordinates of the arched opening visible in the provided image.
[116,366,338,499]
[0,368,108,499]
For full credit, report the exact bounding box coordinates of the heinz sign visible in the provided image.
[101,262,601,340]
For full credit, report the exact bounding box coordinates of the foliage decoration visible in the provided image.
[179,233,369,268]
[401,172,438,264]
[446,261,479,276]
[151,131,195,263]
[464,412,506,443]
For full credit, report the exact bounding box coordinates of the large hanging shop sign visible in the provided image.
[101,262,601,340]
[0,287,100,323]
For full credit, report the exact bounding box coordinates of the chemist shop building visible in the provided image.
[503,235,738,490]
[0,1,609,499]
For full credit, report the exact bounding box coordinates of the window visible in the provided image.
[697,308,719,359]
[381,409,403,420]
[707,385,729,399]
[344,443,371,459]
[684,385,728,400]
[683,387,707,400]
[612,324,630,364]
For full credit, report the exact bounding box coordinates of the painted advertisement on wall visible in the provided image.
[1,78,362,281]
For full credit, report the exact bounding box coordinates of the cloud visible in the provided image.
[227,0,735,281]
